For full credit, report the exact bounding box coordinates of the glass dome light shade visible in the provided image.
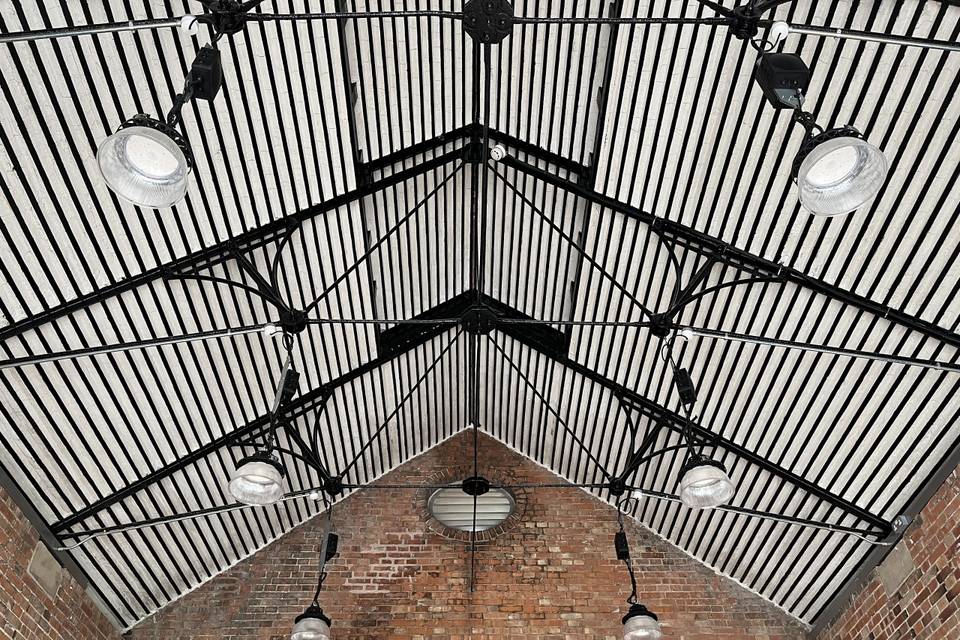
[228,452,285,506]
[794,128,888,217]
[679,456,735,509]
[291,605,331,640]
[97,115,191,208]
[622,604,662,640]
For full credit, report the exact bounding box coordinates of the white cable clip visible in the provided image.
[767,21,790,47]
[180,14,200,36]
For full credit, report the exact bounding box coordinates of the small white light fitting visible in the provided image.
[622,603,662,640]
[794,126,888,216]
[228,451,286,506]
[262,323,284,338]
[490,143,507,162]
[180,15,201,36]
[679,454,735,510]
[291,604,331,640]
[97,115,192,208]
[767,21,790,47]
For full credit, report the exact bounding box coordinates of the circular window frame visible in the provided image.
[416,468,527,543]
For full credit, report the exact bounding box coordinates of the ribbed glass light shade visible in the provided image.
[623,605,662,640]
[97,122,189,208]
[228,454,284,506]
[291,606,331,640]
[679,459,735,509]
[796,134,888,217]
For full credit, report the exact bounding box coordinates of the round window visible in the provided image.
[427,486,516,532]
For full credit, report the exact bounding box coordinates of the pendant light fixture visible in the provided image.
[228,333,299,506]
[614,499,663,640]
[678,453,735,510]
[623,603,662,640]
[98,43,223,208]
[792,115,889,217]
[97,114,193,208]
[291,502,337,640]
[229,450,286,505]
[658,329,737,510]
[754,51,888,216]
[291,604,331,640]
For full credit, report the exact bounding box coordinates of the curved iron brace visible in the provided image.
[165,272,286,309]
[666,274,785,318]
[269,222,303,297]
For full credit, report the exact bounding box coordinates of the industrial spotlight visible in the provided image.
[97,45,223,208]
[679,453,735,510]
[622,603,663,640]
[754,51,888,216]
[228,338,299,506]
[290,604,332,640]
[228,451,286,506]
[97,114,193,208]
[792,116,889,217]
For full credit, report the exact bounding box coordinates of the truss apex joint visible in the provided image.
[462,141,485,165]
[279,309,308,335]
[462,476,490,497]
[323,476,344,497]
[649,314,673,338]
[609,479,627,497]
[461,305,499,335]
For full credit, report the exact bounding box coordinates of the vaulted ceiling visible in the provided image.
[1,0,959,632]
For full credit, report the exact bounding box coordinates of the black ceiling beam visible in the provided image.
[499,153,960,353]
[333,0,367,185]
[0,146,465,344]
[49,318,453,535]
[487,126,591,178]
[582,0,623,187]
[494,322,892,535]
[359,124,476,176]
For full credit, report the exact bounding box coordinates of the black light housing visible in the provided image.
[622,603,662,639]
[754,52,810,110]
[678,453,735,509]
[290,603,331,640]
[228,451,286,506]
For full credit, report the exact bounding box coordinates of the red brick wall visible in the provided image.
[0,485,120,640]
[817,467,960,640]
[130,433,805,639]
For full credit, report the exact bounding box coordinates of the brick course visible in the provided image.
[130,433,806,639]
[0,485,119,640]
[816,467,960,640]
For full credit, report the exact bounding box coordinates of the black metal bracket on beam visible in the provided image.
[164,227,309,335]
[378,289,569,359]
[358,124,476,177]
[498,153,960,354]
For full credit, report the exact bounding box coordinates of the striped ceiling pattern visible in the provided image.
[0,0,958,630]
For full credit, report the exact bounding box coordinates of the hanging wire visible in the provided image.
[311,495,334,605]
[617,497,640,605]
[263,332,298,452]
